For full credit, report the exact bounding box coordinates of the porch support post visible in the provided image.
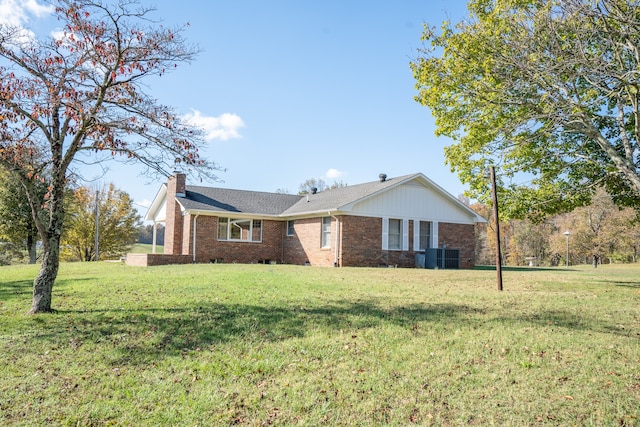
[152,221,157,254]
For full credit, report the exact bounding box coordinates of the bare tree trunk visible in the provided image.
[29,178,65,314]
[30,235,60,313]
[27,234,37,264]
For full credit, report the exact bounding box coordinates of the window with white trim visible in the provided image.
[321,217,331,248]
[388,218,402,250]
[419,221,432,250]
[287,220,295,236]
[217,217,262,242]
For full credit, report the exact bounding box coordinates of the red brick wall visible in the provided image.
[180,215,285,264]
[125,254,192,266]
[438,222,476,268]
[164,173,185,255]
[181,213,192,255]
[282,217,335,266]
[340,216,415,267]
[339,216,477,268]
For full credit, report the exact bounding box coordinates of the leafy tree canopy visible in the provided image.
[0,167,45,263]
[61,183,142,262]
[412,0,640,220]
[0,0,220,313]
[298,177,347,195]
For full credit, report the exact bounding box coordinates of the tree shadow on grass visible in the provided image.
[12,295,636,366]
[0,280,33,301]
[599,280,640,288]
[0,277,94,303]
[495,308,640,340]
[474,265,568,272]
[26,301,484,365]
[21,297,638,362]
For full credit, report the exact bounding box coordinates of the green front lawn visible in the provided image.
[1,263,639,425]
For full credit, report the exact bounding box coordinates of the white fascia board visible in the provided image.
[181,207,284,220]
[279,209,347,220]
[145,184,167,221]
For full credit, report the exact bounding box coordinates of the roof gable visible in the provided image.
[281,173,418,216]
[145,173,485,223]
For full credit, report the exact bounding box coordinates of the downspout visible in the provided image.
[330,211,340,267]
[192,214,199,263]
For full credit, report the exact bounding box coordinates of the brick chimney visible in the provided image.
[164,172,186,255]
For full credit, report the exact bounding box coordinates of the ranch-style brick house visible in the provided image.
[127,172,486,268]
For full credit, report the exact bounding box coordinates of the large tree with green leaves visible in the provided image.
[0,0,220,313]
[411,0,640,219]
[61,183,141,262]
[0,167,46,264]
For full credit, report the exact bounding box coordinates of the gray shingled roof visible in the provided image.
[178,186,303,216]
[176,174,420,217]
[281,173,419,215]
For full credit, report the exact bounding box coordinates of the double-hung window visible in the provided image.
[321,217,331,248]
[388,218,402,250]
[287,220,295,236]
[419,221,432,250]
[218,217,262,242]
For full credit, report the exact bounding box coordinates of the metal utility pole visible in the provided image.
[490,166,503,291]
[563,230,570,268]
[94,189,100,261]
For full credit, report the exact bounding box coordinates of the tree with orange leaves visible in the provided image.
[0,0,220,313]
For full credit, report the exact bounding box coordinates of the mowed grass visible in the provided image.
[1,263,639,426]
[129,243,164,254]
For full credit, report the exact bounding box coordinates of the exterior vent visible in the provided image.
[379,173,387,182]
[311,187,318,194]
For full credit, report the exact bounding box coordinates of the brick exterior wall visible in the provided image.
[437,222,476,269]
[144,173,478,268]
[282,217,336,266]
[164,173,185,255]
[337,216,477,268]
[180,215,286,264]
[340,215,417,267]
[125,253,192,266]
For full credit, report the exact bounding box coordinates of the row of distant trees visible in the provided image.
[138,224,165,246]
[473,188,640,267]
[0,171,142,265]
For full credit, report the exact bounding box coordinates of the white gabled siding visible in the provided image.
[154,200,167,222]
[351,182,474,224]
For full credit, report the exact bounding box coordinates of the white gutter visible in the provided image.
[192,214,199,263]
[330,211,340,267]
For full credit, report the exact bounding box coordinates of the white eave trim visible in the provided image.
[145,184,168,221]
[180,207,285,220]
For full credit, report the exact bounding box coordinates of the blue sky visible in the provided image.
[2,0,471,212]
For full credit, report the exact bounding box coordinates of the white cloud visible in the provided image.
[183,110,245,141]
[0,0,53,26]
[50,28,65,40]
[138,199,153,208]
[326,168,345,180]
[0,0,54,46]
